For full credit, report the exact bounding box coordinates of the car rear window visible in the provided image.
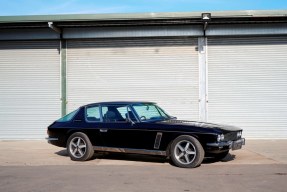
[56,109,79,122]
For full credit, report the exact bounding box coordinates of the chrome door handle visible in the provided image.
[100,129,108,132]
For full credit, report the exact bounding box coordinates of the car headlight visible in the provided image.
[237,131,242,138]
[217,134,224,142]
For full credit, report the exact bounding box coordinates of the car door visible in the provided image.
[99,105,157,150]
[84,105,105,146]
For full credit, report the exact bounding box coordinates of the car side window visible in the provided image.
[117,106,138,121]
[117,106,128,119]
[102,105,128,122]
[86,106,101,122]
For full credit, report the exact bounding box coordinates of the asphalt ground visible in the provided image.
[0,140,286,192]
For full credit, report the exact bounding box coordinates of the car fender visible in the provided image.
[165,133,200,157]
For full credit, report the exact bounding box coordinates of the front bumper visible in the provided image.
[206,138,245,151]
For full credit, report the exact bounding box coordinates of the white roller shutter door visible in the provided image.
[67,38,199,120]
[207,36,287,138]
[0,41,61,139]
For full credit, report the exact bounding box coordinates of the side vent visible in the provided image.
[154,132,163,149]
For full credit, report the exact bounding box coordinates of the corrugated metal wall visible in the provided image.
[0,33,286,139]
[67,38,199,120]
[207,36,287,138]
[0,41,61,139]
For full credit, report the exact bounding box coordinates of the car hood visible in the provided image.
[158,119,242,132]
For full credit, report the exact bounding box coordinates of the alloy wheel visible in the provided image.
[69,137,87,158]
[174,140,196,165]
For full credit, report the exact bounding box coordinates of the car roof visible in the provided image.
[83,101,156,107]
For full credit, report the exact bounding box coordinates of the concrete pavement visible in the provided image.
[0,140,286,192]
[0,164,286,192]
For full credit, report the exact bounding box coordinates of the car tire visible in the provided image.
[67,132,94,161]
[170,135,205,168]
[213,151,229,161]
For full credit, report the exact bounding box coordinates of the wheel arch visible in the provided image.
[168,134,205,168]
[65,129,89,146]
[165,133,201,157]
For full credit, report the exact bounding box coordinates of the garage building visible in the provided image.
[0,10,287,139]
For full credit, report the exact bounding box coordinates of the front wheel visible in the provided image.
[67,132,94,161]
[170,135,205,168]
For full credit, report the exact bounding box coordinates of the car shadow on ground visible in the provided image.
[203,153,236,164]
[55,149,236,165]
[55,149,167,164]
[96,153,168,164]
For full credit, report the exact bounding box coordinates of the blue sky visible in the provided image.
[0,0,286,16]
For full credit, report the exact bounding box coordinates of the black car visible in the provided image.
[47,101,245,168]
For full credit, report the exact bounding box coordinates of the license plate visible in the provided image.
[232,140,243,150]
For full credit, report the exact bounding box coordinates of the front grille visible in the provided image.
[224,132,238,141]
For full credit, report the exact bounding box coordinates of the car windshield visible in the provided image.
[132,103,170,122]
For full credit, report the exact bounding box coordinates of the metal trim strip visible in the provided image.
[93,146,167,156]
[45,137,59,141]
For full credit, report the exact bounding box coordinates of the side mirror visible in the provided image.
[170,116,177,120]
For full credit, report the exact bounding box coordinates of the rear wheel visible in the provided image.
[67,132,94,161]
[170,135,205,168]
